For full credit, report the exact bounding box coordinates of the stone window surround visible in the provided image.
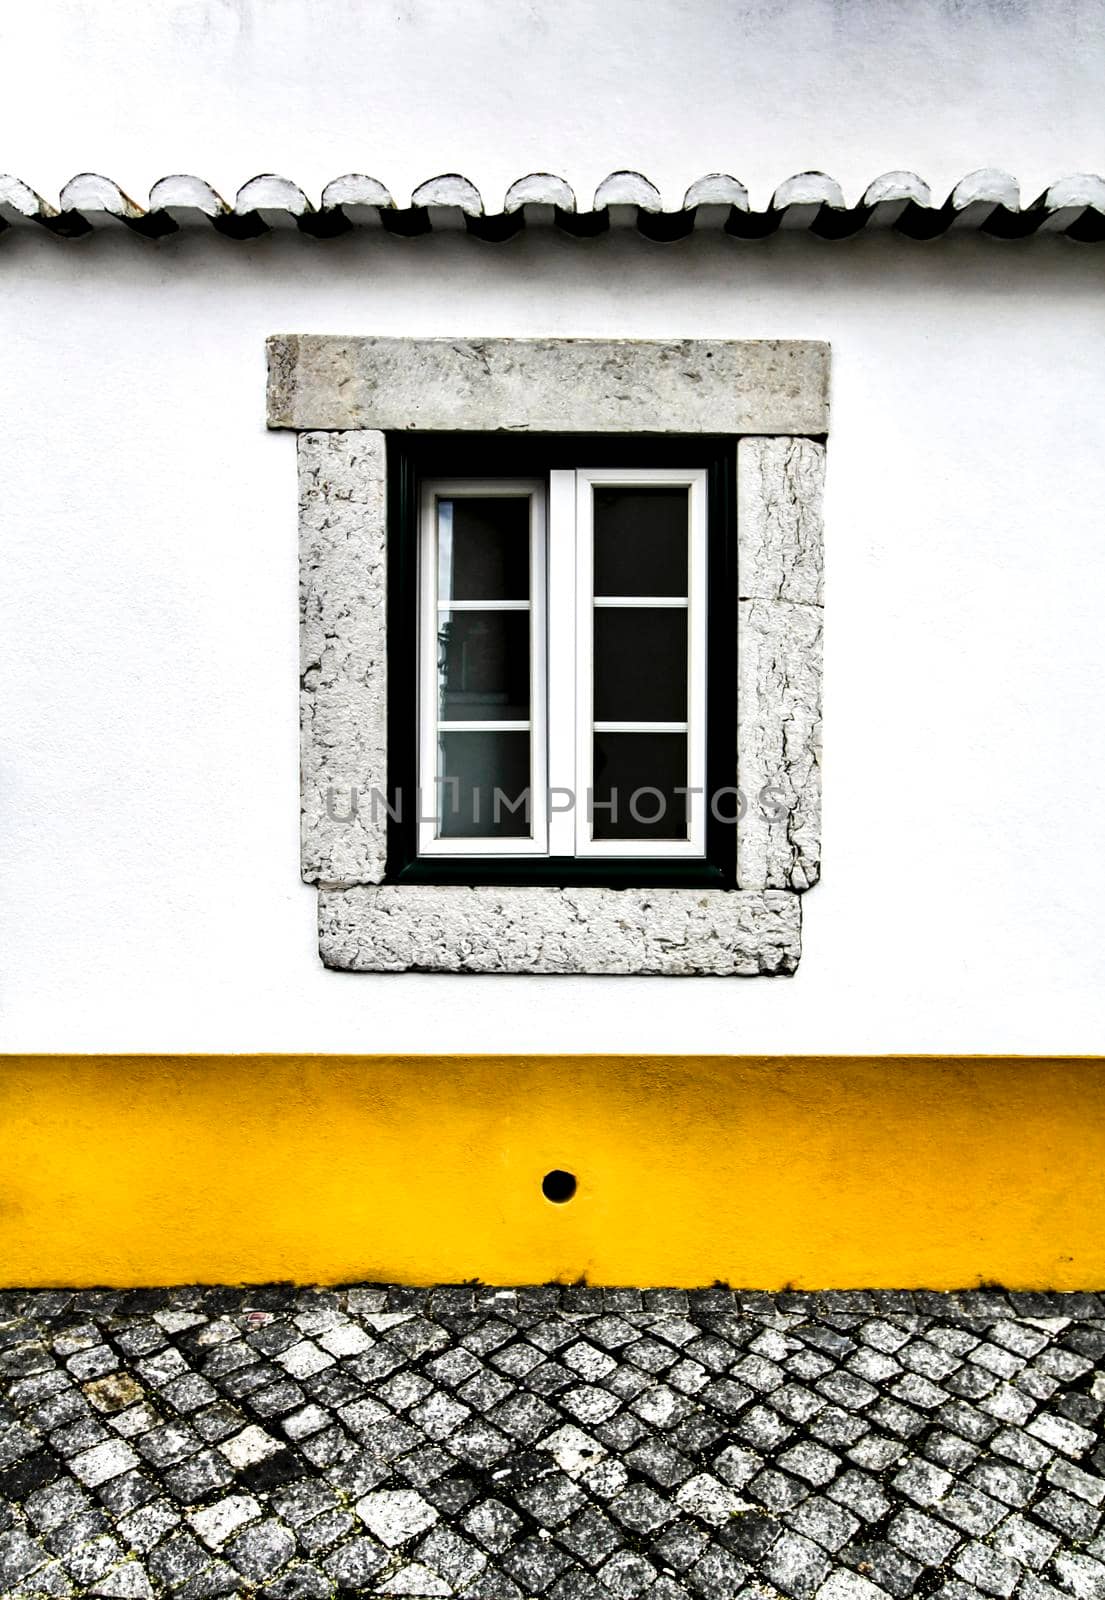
[267,335,827,975]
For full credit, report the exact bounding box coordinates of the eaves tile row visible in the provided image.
[2,169,1104,243]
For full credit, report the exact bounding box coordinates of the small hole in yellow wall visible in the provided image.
[542,1170,577,1204]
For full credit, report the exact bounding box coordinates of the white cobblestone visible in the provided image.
[357,1488,440,1547]
[218,1424,283,1468]
[69,1439,140,1486]
[276,1338,335,1378]
[188,1493,262,1548]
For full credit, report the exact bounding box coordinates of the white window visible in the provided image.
[418,467,707,859]
[418,478,548,857]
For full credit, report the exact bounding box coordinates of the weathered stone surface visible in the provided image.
[736,438,823,894]
[298,430,388,885]
[735,436,823,894]
[317,885,801,975]
[737,599,822,894]
[738,437,824,607]
[267,337,830,435]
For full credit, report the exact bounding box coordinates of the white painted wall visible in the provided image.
[2,0,1103,211]
[2,0,1104,1052]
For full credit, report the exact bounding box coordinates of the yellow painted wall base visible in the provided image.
[1,1055,1102,1290]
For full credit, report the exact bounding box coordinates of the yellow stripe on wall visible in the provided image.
[1,1055,1102,1289]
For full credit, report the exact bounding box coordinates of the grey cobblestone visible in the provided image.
[1,1288,1103,1596]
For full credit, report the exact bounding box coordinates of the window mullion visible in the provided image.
[417,480,439,859]
[529,483,549,854]
[573,469,594,857]
[547,470,577,858]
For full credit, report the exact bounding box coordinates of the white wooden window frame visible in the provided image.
[274,334,828,976]
[567,466,707,860]
[418,478,547,857]
[419,468,706,861]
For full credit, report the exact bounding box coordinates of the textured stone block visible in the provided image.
[737,598,822,892]
[317,885,801,976]
[736,437,824,895]
[738,437,825,607]
[298,430,388,885]
[268,336,830,435]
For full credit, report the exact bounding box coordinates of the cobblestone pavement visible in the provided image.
[2,1288,1104,1600]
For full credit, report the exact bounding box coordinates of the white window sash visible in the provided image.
[547,469,578,859]
[418,478,548,856]
[571,466,708,859]
[417,468,707,861]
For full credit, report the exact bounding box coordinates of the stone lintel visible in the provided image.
[267,336,830,435]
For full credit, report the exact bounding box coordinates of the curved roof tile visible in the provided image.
[0,169,1101,243]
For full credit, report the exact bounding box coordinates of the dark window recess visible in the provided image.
[592,732,689,841]
[593,609,688,723]
[439,611,531,722]
[439,496,530,602]
[387,434,738,889]
[438,730,532,840]
[594,487,689,596]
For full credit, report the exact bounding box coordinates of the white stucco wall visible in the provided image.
[1,0,1104,1052]
[2,0,1103,211]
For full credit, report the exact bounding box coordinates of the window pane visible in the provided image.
[592,732,688,840]
[593,486,689,597]
[439,496,530,602]
[593,608,687,723]
[438,730,532,838]
[438,610,530,721]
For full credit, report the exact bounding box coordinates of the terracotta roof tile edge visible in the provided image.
[1,168,1103,242]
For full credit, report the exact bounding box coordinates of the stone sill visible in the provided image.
[318,884,800,976]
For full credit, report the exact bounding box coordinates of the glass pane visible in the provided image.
[438,496,530,602]
[593,486,689,597]
[438,610,530,721]
[593,608,687,723]
[592,732,688,840]
[438,730,532,838]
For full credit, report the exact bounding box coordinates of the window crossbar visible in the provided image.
[593,596,688,608]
